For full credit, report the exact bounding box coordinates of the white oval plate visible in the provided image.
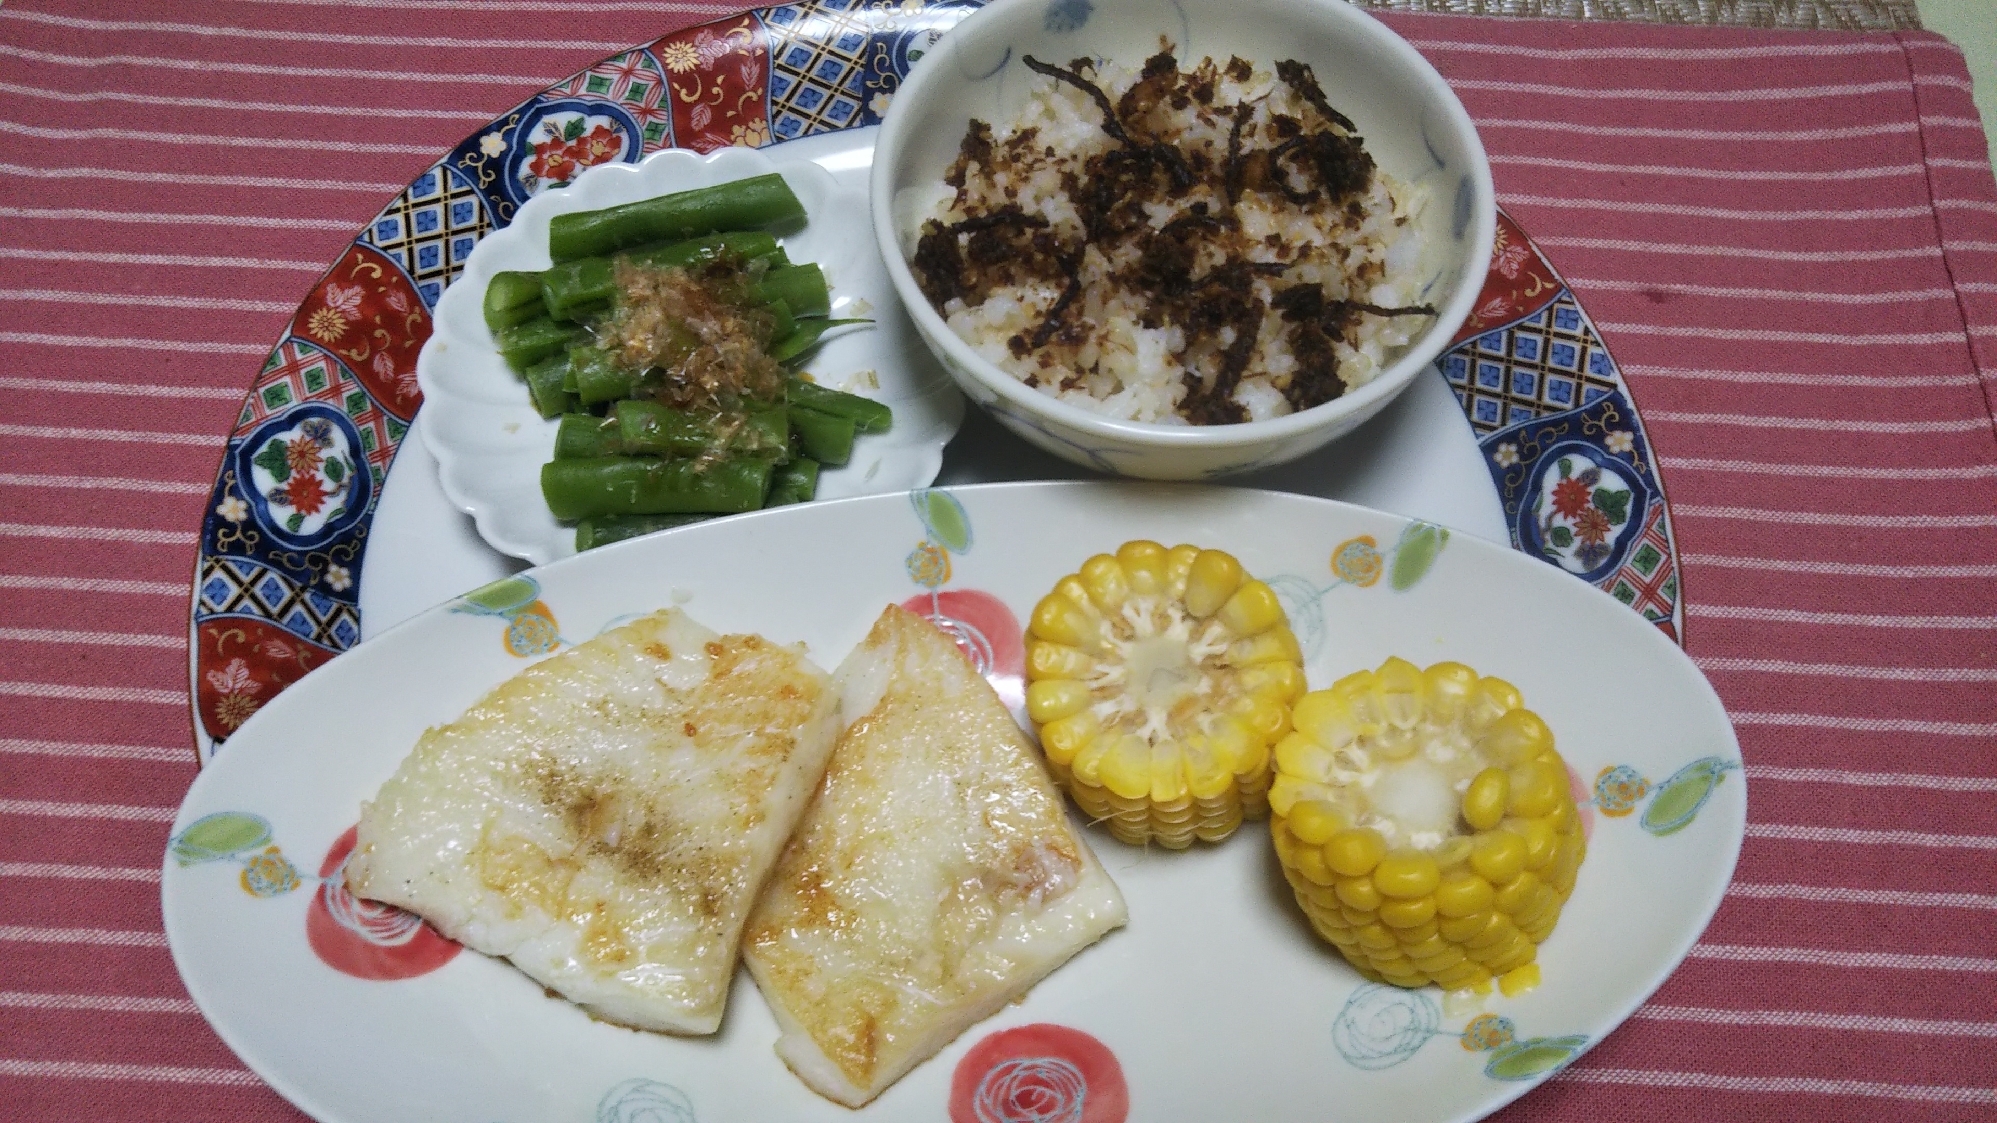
[415,144,966,566]
[165,481,1742,1123]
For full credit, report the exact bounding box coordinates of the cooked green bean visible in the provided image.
[764,457,820,507]
[770,317,871,364]
[548,173,805,262]
[789,406,855,467]
[754,264,830,318]
[570,346,637,406]
[483,270,546,333]
[539,257,616,322]
[523,354,573,419]
[496,318,586,371]
[787,377,892,433]
[553,413,624,460]
[575,513,711,552]
[614,399,788,460]
[625,230,781,271]
[541,455,771,520]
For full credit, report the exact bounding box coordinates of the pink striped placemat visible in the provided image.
[1,3,1993,1120]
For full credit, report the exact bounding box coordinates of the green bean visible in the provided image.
[524,354,573,419]
[541,455,771,520]
[754,264,829,318]
[548,173,805,262]
[539,257,616,322]
[789,406,855,467]
[615,399,788,460]
[483,271,546,333]
[496,318,586,372]
[764,457,820,507]
[787,377,892,433]
[770,317,871,364]
[625,230,781,271]
[764,299,796,345]
[575,513,711,552]
[553,413,624,460]
[570,345,636,406]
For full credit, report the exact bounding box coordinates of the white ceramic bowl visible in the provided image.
[871,0,1495,480]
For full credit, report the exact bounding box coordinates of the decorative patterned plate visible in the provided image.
[186,0,1682,763]
[164,481,1742,1123]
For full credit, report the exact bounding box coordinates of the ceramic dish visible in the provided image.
[872,0,1496,479]
[416,145,965,566]
[187,0,1685,769]
[166,481,1742,1123]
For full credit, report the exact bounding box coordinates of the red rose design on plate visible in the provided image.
[306,825,460,980]
[951,1024,1127,1123]
[901,588,1024,714]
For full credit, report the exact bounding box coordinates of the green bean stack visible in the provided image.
[480,173,889,552]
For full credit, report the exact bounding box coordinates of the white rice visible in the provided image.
[915,56,1430,426]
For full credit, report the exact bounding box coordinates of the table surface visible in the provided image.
[2,2,1995,1121]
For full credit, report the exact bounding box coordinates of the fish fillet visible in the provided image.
[345,607,838,1034]
[743,605,1128,1106]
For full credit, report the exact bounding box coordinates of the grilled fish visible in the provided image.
[345,608,839,1035]
[743,605,1128,1106]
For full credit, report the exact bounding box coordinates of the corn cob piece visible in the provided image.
[1269,658,1585,993]
[1023,541,1305,848]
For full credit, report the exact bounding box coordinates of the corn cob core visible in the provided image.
[1269,657,1585,994]
[1023,541,1305,849]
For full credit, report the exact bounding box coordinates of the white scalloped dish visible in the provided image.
[416,145,966,566]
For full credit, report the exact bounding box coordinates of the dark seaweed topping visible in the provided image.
[1022,54,1192,188]
[1275,59,1358,134]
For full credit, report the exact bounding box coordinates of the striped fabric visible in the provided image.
[0,3,1992,1121]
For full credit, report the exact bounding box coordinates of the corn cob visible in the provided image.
[1023,541,1305,848]
[1269,658,1585,994]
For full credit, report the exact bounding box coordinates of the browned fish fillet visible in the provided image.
[345,607,838,1034]
[743,604,1128,1106]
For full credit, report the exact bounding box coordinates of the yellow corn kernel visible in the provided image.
[1274,731,1329,783]
[1025,679,1091,724]
[1163,544,1200,599]
[1411,946,1467,974]
[1469,830,1528,884]
[1077,554,1130,614]
[1435,871,1496,918]
[1239,661,1308,704]
[1378,895,1438,928]
[1292,845,1337,887]
[1432,836,1473,871]
[1290,690,1358,751]
[1037,711,1100,767]
[1438,911,1492,943]
[1507,760,1564,818]
[1183,549,1244,617]
[1218,579,1285,637]
[1467,675,1522,731]
[1507,817,1560,870]
[1227,626,1303,667]
[1232,692,1292,744]
[1335,876,1384,911]
[1392,920,1440,944]
[1372,849,1442,899]
[1355,924,1397,950]
[1203,714,1259,776]
[1029,592,1099,651]
[1493,871,1542,915]
[1462,767,1510,831]
[1098,735,1152,801]
[1466,915,1515,950]
[1498,963,1541,997]
[1069,733,1112,785]
[1149,743,1189,804]
[1027,641,1094,681]
[1399,933,1449,960]
[1324,827,1387,877]
[1485,706,1554,766]
[1116,540,1168,594]
[1267,774,1312,819]
[1422,662,1478,723]
[1183,743,1234,801]
[1287,800,1345,846]
[1378,657,1424,729]
[1339,905,1373,927]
